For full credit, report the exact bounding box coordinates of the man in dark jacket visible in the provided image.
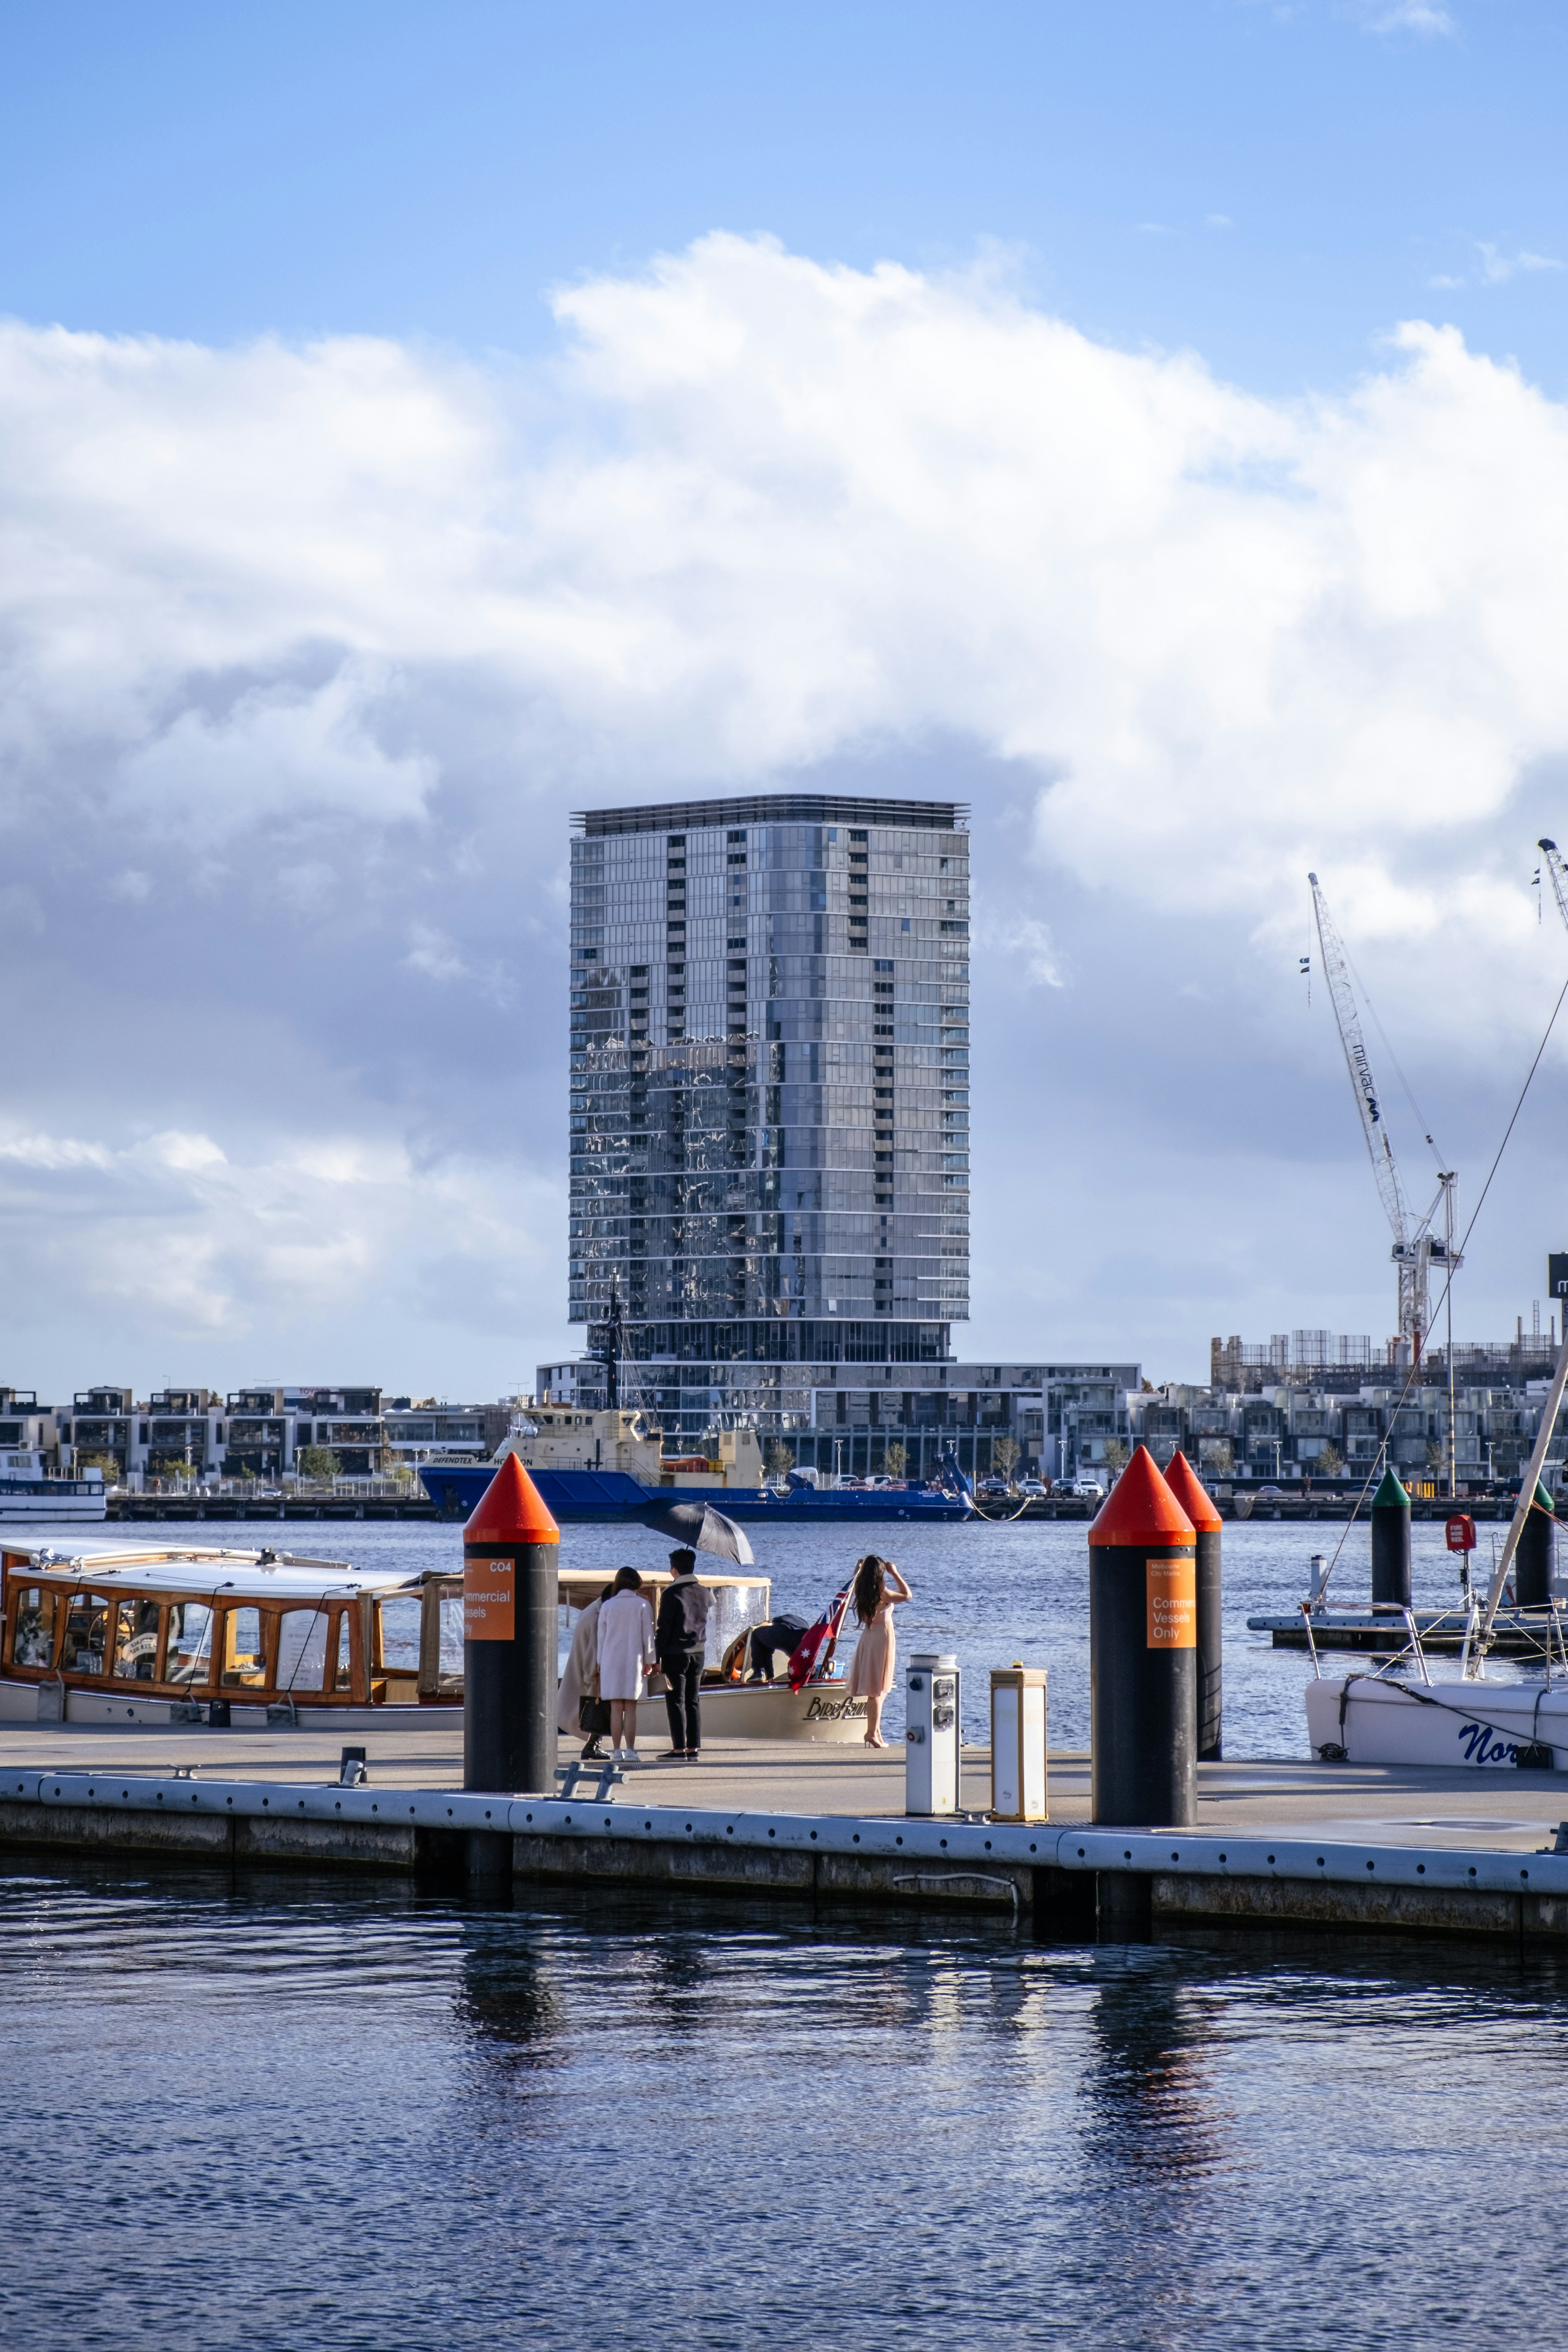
[655,1547,711,1759]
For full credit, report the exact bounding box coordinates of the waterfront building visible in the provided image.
[0,1388,62,1459]
[53,1385,389,1482]
[221,1387,386,1479]
[1132,1359,1568,1494]
[557,790,1140,1480]
[381,1399,511,1464]
[567,792,970,1444]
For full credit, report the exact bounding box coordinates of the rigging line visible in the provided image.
[1340,935,1446,1168]
[1313,954,1568,1593]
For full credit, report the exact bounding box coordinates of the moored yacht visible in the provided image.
[0,1540,868,1738]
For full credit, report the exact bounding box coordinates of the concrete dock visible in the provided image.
[5,1719,1568,1945]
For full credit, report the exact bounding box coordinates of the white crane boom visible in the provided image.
[1309,872,1412,1246]
[1539,839,1568,934]
[1308,872,1458,1356]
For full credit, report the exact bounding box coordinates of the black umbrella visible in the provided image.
[634,1497,756,1566]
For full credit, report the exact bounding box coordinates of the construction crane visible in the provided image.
[1307,873,1460,1360]
[1538,838,1568,933]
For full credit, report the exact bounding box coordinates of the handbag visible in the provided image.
[578,1694,612,1735]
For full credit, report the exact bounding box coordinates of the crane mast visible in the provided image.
[1308,873,1458,1359]
[1539,839,1568,935]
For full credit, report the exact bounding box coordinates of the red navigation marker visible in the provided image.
[1164,1450,1223,1763]
[1088,1444,1196,1549]
[464,1452,560,1546]
[1086,1444,1198,1832]
[463,1452,561,1799]
[1160,1451,1221,1534]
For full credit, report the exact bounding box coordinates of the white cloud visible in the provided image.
[1477,242,1564,285]
[977,914,1066,990]
[1,240,1566,1019]
[6,235,1568,1371]
[1354,0,1455,33]
[404,923,469,982]
[0,1115,559,1346]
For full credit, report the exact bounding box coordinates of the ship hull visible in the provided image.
[418,1465,971,1524]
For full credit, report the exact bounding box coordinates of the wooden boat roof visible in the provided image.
[4,1542,768,1606]
[8,1542,397,1600]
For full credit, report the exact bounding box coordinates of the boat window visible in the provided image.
[329,1608,353,1691]
[60,1594,110,1676]
[276,1606,332,1694]
[705,1584,770,1669]
[8,1586,56,1669]
[164,1601,215,1687]
[220,1606,268,1688]
[378,1596,421,1674]
[439,1593,463,1676]
[111,1598,162,1681]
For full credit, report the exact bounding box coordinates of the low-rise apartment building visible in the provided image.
[539,1355,1139,1484]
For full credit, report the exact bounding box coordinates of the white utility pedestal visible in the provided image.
[905,1651,960,1816]
[989,1664,1048,1822]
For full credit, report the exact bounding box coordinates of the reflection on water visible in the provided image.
[4,1861,1568,2350]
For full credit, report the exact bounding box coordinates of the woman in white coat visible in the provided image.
[558,1581,614,1757]
[596,1565,657,1760]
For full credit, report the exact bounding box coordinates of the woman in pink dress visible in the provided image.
[846,1553,912,1748]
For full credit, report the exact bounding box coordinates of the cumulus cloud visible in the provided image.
[3,232,1568,1376]
[0,1114,562,1359]
[1353,0,1455,33]
[5,237,1568,958]
[1476,242,1563,284]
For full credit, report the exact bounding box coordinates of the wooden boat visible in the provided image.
[0,1541,868,1738]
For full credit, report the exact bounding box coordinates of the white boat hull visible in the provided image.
[0,1676,869,1740]
[0,1493,107,1523]
[1305,1675,1568,1769]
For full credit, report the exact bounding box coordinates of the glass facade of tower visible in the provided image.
[568,794,969,1438]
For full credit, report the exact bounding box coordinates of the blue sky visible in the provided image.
[3,1,1568,1398]
[6,1,1566,394]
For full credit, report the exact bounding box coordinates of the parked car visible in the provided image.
[976,1476,1010,1499]
[1017,1478,1048,1498]
[1255,1484,1286,1500]
[1056,1478,1105,1502]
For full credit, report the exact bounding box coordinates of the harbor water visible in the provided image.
[8,1514,1568,2348]
[4,1860,1568,2350]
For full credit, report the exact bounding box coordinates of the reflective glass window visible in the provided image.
[221,1606,267,1688]
[275,1606,332,1693]
[164,1601,215,1686]
[112,1598,162,1680]
[378,1596,421,1674]
[61,1594,110,1675]
[9,1586,56,1668]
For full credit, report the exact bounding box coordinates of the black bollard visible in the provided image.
[1089,1446,1197,1828]
[1165,1450,1223,1762]
[1370,1467,1412,1607]
[1515,1480,1556,1608]
[463,1454,561,1794]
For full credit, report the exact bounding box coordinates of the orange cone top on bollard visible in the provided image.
[463,1452,560,1545]
[1088,1446,1195,1548]
[1161,1450,1222,1535]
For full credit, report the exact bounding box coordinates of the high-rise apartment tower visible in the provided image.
[568,794,969,1437]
